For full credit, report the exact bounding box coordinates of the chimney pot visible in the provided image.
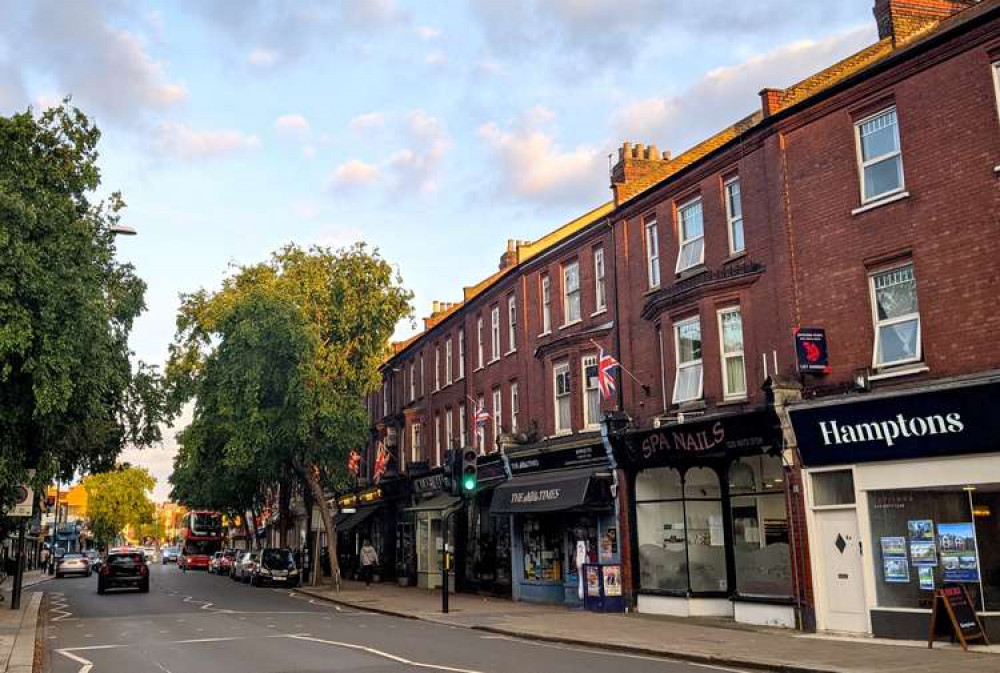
[648,144,659,160]
[662,150,671,160]
[634,142,644,159]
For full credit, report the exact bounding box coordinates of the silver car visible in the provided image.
[56,552,92,578]
[230,551,258,583]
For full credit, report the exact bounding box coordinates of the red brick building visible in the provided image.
[357,0,1000,637]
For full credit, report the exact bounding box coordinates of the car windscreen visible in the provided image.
[109,553,144,568]
[62,553,84,559]
[183,539,221,555]
[261,550,295,570]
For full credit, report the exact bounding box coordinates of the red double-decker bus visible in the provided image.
[179,511,223,571]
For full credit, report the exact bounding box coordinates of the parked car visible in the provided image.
[160,546,180,564]
[231,551,258,583]
[208,552,224,574]
[141,546,158,563]
[84,549,102,572]
[218,550,237,575]
[55,552,92,578]
[250,548,299,587]
[97,550,149,594]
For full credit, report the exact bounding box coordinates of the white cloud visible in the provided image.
[386,110,451,194]
[247,47,281,66]
[416,26,441,40]
[6,0,186,123]
[329,159,381,190]
[275,113,310,134]
[303,145,317,159]
[614,26,873,152]
[153,122,261,160]
[478,113,603,205]
[349,111,387,133]
[295,202,322,219]
[424,51,448,67]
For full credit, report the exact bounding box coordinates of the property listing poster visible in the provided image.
[937,523,980,583]
[880,536,909,583]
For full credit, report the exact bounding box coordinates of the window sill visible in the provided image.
[473,366,484,373]
[868,363,929,381]
[487,358,500,366]
[538,331,551,338]
[717,397,748,407]
[591,307,607,317]
[559,319,582,330]
[851,190,909,215]
[504,349,517,357]
[994,165,1000,175]
[724,250,747,263]
[552,430,573,437]
[675,264,707,279]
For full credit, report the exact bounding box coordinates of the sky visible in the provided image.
[0,0,879,500]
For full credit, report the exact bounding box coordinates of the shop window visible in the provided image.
[683,467,727,593]
[635,467,688,592]
[868,485,1000,611]
[729,455,792,598]
[870,263,921,368]
[522,515,563,582]
[566,515,600,586]
[812,469,855,506]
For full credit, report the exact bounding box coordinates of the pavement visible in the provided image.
[296,579,999,673]
[40,563,760,673]
[0,569,49,673]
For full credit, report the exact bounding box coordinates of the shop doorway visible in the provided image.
[815,508,867,633]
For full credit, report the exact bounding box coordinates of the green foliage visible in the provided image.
[84,465,156,547]
[0,103,165,516]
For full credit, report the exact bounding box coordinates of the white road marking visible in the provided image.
[287,634,485,673]
[55,649,94,673]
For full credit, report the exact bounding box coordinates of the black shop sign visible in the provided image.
[613,410,781,470]
[790,379,1000,467]
[506,442,609,476]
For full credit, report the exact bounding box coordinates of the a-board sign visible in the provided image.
[928,583,990,651]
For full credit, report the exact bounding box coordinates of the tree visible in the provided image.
[167,244,411,587]
[0,103,165,525]
[84,466,156,549]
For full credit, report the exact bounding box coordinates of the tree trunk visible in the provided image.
[241,509,252,550]
[278,477,291,548]
[291,455,340,590]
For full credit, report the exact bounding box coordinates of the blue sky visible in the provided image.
[1,0,878,498]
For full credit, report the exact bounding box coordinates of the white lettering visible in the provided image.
[818,412,964,448]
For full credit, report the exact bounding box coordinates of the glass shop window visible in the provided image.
[566,515,599,584]
[684,467,727,593]
[868,485,1000,611]
[521,515,563,583]
[636,467,687,593]
[729,455,792,598]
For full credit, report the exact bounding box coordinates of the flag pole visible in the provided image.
[588,338,645,386]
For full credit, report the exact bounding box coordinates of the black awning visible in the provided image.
[490,467,610,514]
[404,494,461,513]
[337,505,379,533]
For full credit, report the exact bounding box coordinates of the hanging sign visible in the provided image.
[928,584,990,651]
[794,327,830,374]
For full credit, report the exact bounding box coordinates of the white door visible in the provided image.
[815,508,868,634]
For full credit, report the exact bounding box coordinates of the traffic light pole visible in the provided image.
[440,503,462,614]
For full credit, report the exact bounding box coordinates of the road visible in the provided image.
[41,563,748,673]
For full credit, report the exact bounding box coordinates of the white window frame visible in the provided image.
[993,61,1000,124]
[445,338,452,386]
[553,361,572,434]
[475,394,486,452]
[657,326,667,411]
[854,106,905,204]
[562,260,581,326]
[409,362,416,402]
[510,381,519,434]
[445,408,453,451]
[492,387,502,442]
[675,198,705,273]
[434,413,441,465]
[476,316,484,369]
[724,176,744,255]
[672,316,704,403]
[644,215,660,288]
[581,354,601,429]
[420,353,425,396]
[490,305,500,362]
[717,307,747,400]
[593,246,607,313]
[540,275,552,334]
[382,383,387,416]
[457,328,465,379]
[869,263,922,369]
[458,402,467,448]
[434,345,441,392]
[507,294,517,353]
[411,422,422,464]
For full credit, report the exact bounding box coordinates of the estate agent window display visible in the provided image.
[634,454,792,600]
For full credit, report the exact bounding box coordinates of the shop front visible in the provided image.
[492,437,619,606]
[790,375,1000,640]
[610,410,797,627]
[401,470,460,590]
[462,453,512,597]
[335,477,407,583]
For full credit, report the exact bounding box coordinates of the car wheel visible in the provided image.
[97,580,105,595]
[56,572,63,579]
[140,579,149,593]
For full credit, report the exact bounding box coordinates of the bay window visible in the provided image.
[718,308,746,399]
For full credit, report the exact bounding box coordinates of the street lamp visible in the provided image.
[109,223,137,236]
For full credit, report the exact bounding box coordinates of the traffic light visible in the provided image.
[460,448,478,494]
[444,449,459,496]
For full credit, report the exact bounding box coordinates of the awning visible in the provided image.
[337,505,379,533]
[404,494,461,513]
[491,467,610,514]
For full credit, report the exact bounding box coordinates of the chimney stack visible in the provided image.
[610,140,675,207]
[499,238,520,270]
[873,0,978,46]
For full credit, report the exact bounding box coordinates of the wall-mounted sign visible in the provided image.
[790,380,1000,467]
[795,327,830,374]
[506,442,608,476]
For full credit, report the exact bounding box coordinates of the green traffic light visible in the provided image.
[462,475,477,491]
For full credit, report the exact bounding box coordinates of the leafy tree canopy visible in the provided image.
[84,465,156,548]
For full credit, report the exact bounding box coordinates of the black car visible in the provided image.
[250,548,299,587]
[97,550,150,594]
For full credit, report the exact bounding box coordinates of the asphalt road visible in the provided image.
[41,563,749,673]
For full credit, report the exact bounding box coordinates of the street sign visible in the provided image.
[9,473,34,518]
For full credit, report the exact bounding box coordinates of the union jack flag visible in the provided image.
[373,443,392,484]
[347,450,362,476]
[597,348,620,400]
[473,398,490,427]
